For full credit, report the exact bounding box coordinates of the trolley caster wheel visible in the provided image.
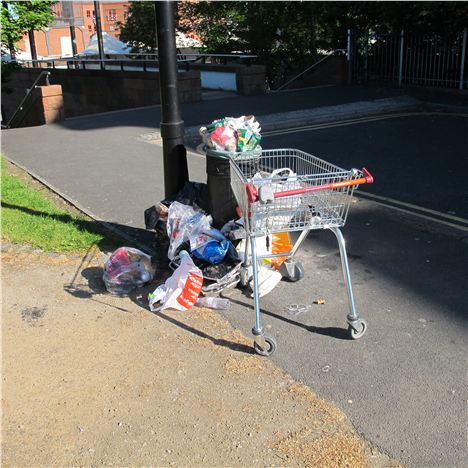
[348,319,367,340]
[254,335,277,356]
[279,259,304,282]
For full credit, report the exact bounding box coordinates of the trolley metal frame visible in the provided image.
[229,148,373,355]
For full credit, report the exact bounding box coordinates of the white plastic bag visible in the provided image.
[148,251,203,312]
[251,168,303,230]
[252,168,302,195]
[166,202,212,260]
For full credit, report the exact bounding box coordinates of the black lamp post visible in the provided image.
[154,1,188,198]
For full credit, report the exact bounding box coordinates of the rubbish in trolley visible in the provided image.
[228,148,374,355]
[270,232,293,270]
[246,167,374,204]
[103,247,155,296]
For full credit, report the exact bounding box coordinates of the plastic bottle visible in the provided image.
[196,297,231,310]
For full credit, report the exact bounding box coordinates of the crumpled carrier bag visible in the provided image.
[148,251,203,312]
[103,247,155,296]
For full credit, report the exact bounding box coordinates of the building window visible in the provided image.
[109,25,115,32]
[107,9,117,21]
[86,10,91,17]
[87,24,92,31]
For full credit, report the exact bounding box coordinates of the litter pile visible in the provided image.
[102,115,299,313]
[101,115,373,356]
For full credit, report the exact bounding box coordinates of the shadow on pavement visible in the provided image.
[227,296,351,340]
[298,204,468,322]
[154,310,254,355]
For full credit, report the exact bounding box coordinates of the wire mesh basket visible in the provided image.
[229,148,368,236]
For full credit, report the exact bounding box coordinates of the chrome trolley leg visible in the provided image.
[250,235,262,335]
[250,235,277,355]
[330,227,367,339]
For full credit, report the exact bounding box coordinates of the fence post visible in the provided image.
[347,29,353,84]
[363,30,369,82]
[459,28,467,90]
[398,30,405,87]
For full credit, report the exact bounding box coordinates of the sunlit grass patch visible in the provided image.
[1,158,116,252]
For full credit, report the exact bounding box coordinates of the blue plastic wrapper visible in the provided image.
[192,228,231,264]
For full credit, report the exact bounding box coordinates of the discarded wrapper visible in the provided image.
[314,299,327,305]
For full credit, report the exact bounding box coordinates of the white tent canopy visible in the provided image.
[80,32,131,56]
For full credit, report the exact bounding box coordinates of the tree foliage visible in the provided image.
[1,1,55,49]
[118,1,468,86]
[117,1,157,52]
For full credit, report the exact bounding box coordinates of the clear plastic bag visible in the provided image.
[148,251,203,312]
[103,247,155,296]
[166,202,212,260]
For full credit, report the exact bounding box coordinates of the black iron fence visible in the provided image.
[349,29,467,89]
[16,52,258,73]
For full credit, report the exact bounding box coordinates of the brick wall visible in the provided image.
[2,68,202,120]
[4,84,65,128]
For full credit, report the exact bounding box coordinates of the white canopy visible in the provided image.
[80,32,131,56]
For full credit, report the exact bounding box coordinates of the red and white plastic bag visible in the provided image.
[148,251,203,312]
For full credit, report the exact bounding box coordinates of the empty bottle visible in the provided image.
[196,297,231,310]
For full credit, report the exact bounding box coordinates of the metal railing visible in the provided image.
[3,71,51,129]
[351,29,468,89]
[273,49,346,92]
[15,52,258,73]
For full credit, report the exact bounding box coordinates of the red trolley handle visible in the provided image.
[246,168,374,203]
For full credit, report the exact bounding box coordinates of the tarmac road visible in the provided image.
[219,114,468,467]
[263,114,468,219]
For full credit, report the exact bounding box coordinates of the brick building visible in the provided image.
[19,1,129,58]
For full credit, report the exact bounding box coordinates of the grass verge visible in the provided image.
[1,157,119,253]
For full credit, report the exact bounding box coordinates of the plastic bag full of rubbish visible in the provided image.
[166,202,212,260]
[103,247,155,296]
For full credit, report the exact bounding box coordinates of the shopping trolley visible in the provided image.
[229,148,374,356]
